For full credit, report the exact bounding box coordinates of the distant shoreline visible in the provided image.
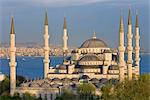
[1,53,150,59]
[0,55,64,59]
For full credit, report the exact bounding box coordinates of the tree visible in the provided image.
[22,92,36,100]
[0,93,21,100]
[77,83,96,100]
[0,76,10,95]
[101,74,150,100]
[101,83,113,100]
[0,75,26,96]
[55,89,76,100]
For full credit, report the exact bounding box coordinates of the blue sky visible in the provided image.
[0,0,149,52]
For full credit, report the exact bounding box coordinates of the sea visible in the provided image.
[0,54,150,79]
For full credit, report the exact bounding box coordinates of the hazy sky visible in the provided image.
[0,0,149,52]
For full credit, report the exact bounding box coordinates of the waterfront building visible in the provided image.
[9,10,140,100]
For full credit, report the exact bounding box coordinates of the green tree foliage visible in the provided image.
[22,92,37,100]
[101,83,112,100]
[77,83,96,95]
[0,76,10,95]
[55,90,76,100]
[77,83,96,100]
[0,92,39,100]
[101,74,150,100]
[0,75,26,96]
[0,95,21,100]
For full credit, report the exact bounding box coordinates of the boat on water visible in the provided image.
[22,58,26,61]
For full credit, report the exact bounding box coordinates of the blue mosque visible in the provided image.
[8,9,140,100]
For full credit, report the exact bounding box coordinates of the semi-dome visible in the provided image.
[79,55,100,61]
[80,38,108,48]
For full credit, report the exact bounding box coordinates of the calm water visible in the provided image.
[0,54,150,79]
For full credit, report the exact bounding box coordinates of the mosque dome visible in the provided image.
[80,32,108,48]
[80,38,107,48]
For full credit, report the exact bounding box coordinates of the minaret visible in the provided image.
[127,9,133,80]
[135,14,140,75]
[43,11,50,78]
[9,16,17,96]
[63,16,68,55]
[118,15,125,81]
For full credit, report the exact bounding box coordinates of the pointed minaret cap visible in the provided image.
[10,16,15,34]
[63,16,67,29]
[92,31,96,39]
[136,14,139,27]
[44,11,48,25]
[128,9,132,25]
[119,15,124,33]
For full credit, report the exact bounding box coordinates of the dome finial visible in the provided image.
[92,31,96,39]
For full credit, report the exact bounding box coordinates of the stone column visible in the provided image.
[63,17,68,55]
[9,16,17,96]
[43,11,50,78]
[127,9,133,80]
[118,15,125,82]
[135,14,140,76]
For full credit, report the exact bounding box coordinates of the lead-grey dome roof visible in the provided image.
[79,55,100,61]
[80,38,107,48]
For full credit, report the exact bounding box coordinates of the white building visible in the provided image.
[8,10,140,100]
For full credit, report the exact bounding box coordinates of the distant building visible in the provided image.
[8,10,140,100]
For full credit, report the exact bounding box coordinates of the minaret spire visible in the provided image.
[10,16,15,34]
[63,16,67,29]
[9,16,17,96]
[119,15,124,33]
[128,9,132,25]
[43,11,50,78]
[135,14,140,76]
[127,9,133,80]
[44,11,48,25]
[92,31,96,39]
[118,15,125,82]
[63,16,68,55]
[136,14,139,27]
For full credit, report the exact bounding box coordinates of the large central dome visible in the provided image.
[80,38,108,48]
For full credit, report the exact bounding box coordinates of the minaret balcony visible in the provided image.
[10,47,16,52]
[127,60,132,64]
[9,62,17,67]
[127,47,133,51]
[127,34,133,39]
[43,59,50,63]
[44,35,49,38]
[118,47,125,51]
[135,36,140,39]
[135,47,140,50]
[43,47,49,50]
